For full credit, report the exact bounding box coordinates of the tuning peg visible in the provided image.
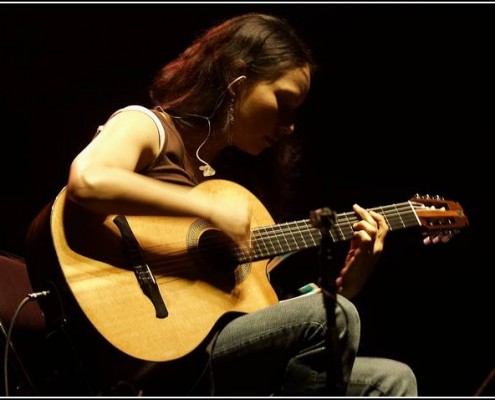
[441,234,452,243]
[423,230,458,245]
[442,229,461,242]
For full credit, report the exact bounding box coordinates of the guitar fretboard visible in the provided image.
[238,201,421,263]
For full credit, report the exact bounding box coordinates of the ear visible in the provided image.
[227,75,247,96]
[228,59,248,95]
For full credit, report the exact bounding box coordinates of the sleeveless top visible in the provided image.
[100,105,198,187]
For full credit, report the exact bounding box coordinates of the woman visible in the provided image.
[34,12,417,396]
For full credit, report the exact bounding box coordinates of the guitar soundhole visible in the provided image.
[187,219,251,286]
[198,230,239,273]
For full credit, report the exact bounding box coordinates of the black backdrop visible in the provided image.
[0,2,493,396]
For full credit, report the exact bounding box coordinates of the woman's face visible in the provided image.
[231,64,311,155]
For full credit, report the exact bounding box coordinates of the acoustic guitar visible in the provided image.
[26,179,468,362]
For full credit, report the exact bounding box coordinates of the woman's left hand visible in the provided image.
[336,204,389,299]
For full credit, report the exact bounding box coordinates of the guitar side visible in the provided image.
[33,179,279,362]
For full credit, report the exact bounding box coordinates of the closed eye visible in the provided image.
[277,100,298,125]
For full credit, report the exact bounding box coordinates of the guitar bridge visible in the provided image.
[113,215,168,319]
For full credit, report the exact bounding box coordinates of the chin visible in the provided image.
[252,146,269,156]
[240,145,265,156]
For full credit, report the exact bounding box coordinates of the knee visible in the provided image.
[298,293,360,356]
[391,360,418,396]
[350,357,418,396]
[335,294,360,347]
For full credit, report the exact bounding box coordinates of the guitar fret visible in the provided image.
[275,225,287,252]
[392,203,406,229]
[377,206,391,230]
[280,222,292,250]
[327,224,337,242]
[339,212,355,241]
[333,216,345,241]
[279,222,299,250]
[253,228,270,256]
[296,221,314,241]
[286,222,302,248]
[307,221,321,247]
[252,230,268,256]
[270,226,282,252]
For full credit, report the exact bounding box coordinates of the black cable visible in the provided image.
[3,290,50,396]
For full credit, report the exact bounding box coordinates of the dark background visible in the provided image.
[0,2,492,396]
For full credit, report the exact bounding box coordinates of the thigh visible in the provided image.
[211,293,360,395]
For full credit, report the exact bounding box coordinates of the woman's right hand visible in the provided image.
[207,193,252,255]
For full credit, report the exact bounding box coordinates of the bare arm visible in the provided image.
[67,109,251,247]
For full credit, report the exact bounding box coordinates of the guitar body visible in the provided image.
[27,179,279,362]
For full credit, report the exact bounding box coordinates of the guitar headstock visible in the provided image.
[410,194,469,245]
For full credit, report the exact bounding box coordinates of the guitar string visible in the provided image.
[142,203,417,264]
[139,203,428,277]
[145,203,421,271]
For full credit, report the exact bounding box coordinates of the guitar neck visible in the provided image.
[239,201,420,263]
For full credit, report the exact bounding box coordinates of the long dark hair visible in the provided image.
[149,13,315,131]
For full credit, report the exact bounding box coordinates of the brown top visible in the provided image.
[145,109,199,187]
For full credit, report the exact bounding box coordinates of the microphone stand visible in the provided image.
[310,207,345,396]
